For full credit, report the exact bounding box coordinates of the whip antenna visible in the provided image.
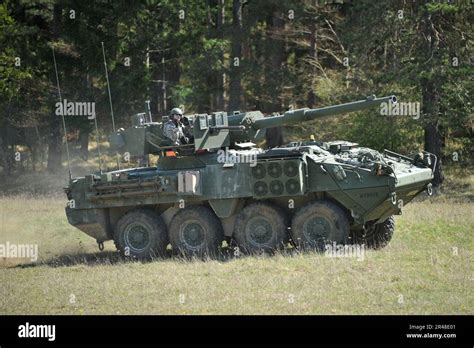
[101,42,120,170]
[52,46,72,180]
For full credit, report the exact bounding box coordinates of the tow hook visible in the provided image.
[98,241,104,251]
[426,183,433,196]
[390,192,397,205]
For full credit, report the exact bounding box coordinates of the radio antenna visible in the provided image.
[101,42,120,170]
[52,46,72,180]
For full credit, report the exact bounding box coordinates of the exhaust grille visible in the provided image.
[251,159,304,197]
[285,179,300,195]
[269,180,284,195]
[253,181,268,196]
[268,163,282,178]
[251,164,266,179]
[284,161,298,177]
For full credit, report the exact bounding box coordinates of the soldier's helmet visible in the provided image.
[170,108,183,118]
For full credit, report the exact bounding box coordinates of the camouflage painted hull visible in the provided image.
[65,143,434,243]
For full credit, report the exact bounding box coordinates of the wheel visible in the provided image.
[291,200,349,251]
[351,216,395,249]
[168,205,224,257]
[114,208,168,259]
[233,202,289,254]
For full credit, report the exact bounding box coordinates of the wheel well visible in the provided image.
[322,195,355,225]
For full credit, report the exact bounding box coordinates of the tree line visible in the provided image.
[0,0,472,187]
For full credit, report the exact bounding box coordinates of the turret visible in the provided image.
[109,95,396,157]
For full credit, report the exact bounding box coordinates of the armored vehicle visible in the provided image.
[64,95,434,258]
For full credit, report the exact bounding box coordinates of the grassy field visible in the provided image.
[0,182,473,314]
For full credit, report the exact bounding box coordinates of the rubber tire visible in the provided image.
[352,217,395,249]
[169,206,224,258]
[233,202,289,254]
[291,200,349,252]
[114,208,168,259]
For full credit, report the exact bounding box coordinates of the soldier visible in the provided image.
[163,107,189,146]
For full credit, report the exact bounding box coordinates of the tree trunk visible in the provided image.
[424,122,444,187]
[47,3,63,173]
[79,128,90,160]
[0,123,12,176]
[307,21,317,108]
[420,5,444,188]
[166,53,180,111]
[166,19,181,111]
[422,79,444,187]
[228,0,242,113]
[0,97,14,175]
[216,0,225,110]
[265,12,285,148]
[149,49,163,116]
[47,112,63,172]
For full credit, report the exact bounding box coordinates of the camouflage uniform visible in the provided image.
[163,120,186,146]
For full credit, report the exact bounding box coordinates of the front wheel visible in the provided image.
[291,200,349,251]
[351,217,395,249]
[114,208,169,259]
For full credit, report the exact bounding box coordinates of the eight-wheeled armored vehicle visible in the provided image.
[65,95,434,258]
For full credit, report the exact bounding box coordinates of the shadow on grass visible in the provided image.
[15,251,125,268]
[13,246,301,269]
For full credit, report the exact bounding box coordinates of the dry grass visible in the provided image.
[0,187,472,314]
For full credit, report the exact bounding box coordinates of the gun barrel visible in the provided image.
[252,95,396,129]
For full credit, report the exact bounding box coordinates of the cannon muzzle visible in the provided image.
[251,95,397,129]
